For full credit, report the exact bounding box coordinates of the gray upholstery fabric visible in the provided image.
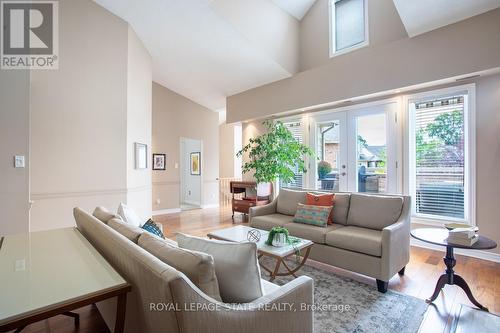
[284,222,343,244]
[108,217,144,243]
[276,189,306,216]
[138,232,222,301]
[177,233,263,304]
[74,208,314,333]
[331,193,350,225]
[250,213,294,230]
[326,226,382,257]
[92,206,120,223]
[347,194,404,230]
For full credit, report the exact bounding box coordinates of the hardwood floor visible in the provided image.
[18,206,500,333]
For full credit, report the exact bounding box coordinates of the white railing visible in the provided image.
[218,177,242,207]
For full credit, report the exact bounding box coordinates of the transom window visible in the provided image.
[330,0,368,56]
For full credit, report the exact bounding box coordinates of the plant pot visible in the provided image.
[272,233,287,247]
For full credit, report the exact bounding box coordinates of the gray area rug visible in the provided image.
[260,257,427,333]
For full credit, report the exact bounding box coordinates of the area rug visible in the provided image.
[260,257,427,333]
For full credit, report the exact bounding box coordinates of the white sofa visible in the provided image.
[249,189,411,293]
[73,207,314,333]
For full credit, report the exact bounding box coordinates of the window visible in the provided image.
[280,121,304,189]
[408,88,474,224]
[330,0,368,56]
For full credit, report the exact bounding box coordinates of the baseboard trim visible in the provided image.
[152,208,181,216]
[410,239,500,263]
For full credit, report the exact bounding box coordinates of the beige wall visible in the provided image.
[126,26,153,219]
[29,0,152,231]
[152,83,219,211]
[219,122,242,179]
[474,74,500,254]
[0,70,30,235]
[241,120,268,181]
[227,9,500,123]
[300,0,406,71]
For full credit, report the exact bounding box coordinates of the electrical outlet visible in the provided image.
[156,198,161,205]
[15,259,26,271]
[174,162,179,169]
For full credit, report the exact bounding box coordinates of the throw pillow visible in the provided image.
[141,219,165,239]
[306,192,335,224]
[117,202,143,227]
[293,203,331,227]
[138,233,222,301]
[176,233,263,303]
[93,206,120,224]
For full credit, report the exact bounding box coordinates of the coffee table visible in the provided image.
[0,228,131,332]
[208,225,314,281]
[411,228,497,311]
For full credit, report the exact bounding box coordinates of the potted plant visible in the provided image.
[236,120,314,195]
[265,226,299,247]
[317,160,332,180]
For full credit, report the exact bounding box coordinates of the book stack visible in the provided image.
[447,227,479,246]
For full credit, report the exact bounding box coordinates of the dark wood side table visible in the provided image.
[410,228,497,311]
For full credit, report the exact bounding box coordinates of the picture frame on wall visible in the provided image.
[153,154,166,170]
[135,143,148,169]
[190,152,201,175]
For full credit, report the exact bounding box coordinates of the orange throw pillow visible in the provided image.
[306,193,335,224]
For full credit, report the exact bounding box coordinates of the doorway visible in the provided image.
[308,100,399,194]
[180,138,202,210]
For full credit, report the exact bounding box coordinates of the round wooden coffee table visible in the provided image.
[411,228,497,311]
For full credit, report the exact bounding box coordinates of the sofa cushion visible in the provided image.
[92,206,120,223]
[347,194,403,230]
[108,217,144,243]
[283,222,343,244]
[117,202,143,227]
[176,233,263,304]
[250,213,294,230]
[261,279,280,295]
[141,219,165,239]
[277,189,306,216]
[331,193,351,225]
[138,232,222,301]
[325,226,382,257]
[293,203,331,227]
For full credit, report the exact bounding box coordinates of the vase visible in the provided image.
[272,233,287,247]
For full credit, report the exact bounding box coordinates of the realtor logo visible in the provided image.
[1,0,58,69]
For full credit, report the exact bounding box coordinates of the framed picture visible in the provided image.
[190,152,201,175]
[153,154,166,170]
[135,143,148,169]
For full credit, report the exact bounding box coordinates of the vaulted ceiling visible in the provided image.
[94,0,500,111]
[393,0,500,37]
[94,0,311,111]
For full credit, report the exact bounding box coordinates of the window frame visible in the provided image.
[404,84,476,226]
[329,0,369,58]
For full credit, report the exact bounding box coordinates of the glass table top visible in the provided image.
[0,227,127,325]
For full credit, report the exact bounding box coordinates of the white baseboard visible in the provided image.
[201,203,219,209]
[410,239,500,263]
[152,208,181,216]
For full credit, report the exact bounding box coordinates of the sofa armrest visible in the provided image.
[249,199,277,220]
[380,197,411,281]
[170,275,314,333]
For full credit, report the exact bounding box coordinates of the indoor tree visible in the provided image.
[236,120,314,188]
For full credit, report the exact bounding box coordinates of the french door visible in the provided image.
[308,101,399,194]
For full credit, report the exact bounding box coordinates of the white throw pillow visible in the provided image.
[176,233,263,303]
[117,202,143,227]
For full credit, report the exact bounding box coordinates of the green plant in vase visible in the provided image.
[317,160,332,180]
[236,120,314,191]
[266,226,301,262]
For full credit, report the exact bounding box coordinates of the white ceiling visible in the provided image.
[94,0,314,111]
[393,0,500,37]
[271,0,317,20]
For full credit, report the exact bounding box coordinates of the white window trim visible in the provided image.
[329,0,369,58]
[403,84,476,227]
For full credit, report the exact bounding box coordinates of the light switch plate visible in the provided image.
[14,155,25,168]
[174,162,179,169]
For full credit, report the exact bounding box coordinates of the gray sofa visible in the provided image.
[249,189,411,292]
[74,207,314,333]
